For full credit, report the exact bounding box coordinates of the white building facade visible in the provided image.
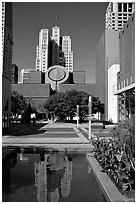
[104,2,135,122]
[20,69,32,84]
[36,29,49,72]
[62,36,73,73]
[36,27,74,73]
[108,64,120,123]
[106,2,135,31]
[52,26,60,46]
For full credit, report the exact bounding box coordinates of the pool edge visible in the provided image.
[87,154,126,202]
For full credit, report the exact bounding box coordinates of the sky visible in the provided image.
[12,2,109,83]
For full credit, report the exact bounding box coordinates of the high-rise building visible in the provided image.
[50,26,60,65]
[49,39,60,66]
[11,64,18,84]
[36,29,49,72]
[52,26,60,46]
[106,2,135,31]
[62,36,73,73]
[36,27,74,74]
[113,12,135,121]
[2,2,13,133]
[95,29,120,121]
[96,2,135,122]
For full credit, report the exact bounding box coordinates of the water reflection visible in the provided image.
[34,153,72,202]
[2,152,17,190]
[3,149,106,202]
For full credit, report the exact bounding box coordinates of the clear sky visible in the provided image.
[12,2,109,83]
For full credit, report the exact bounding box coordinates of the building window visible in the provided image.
[123,3,127,12]
[118,21,122,24]
[128,3,132,12]
[118,3,122,12]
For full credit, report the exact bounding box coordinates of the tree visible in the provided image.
[11,90,27,117]
[44,90,101,122]
[44,92,67,121]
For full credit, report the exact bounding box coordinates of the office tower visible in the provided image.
[114,12,135,121]
[97,2,135,122]
[50,26,60,65]
[49,39,60,66]
[62,36,73,73]
[52,26,60,46]
[106,2,135,31]
[59,51,65,67]
[2,2,13,133]
[11,64,18,84]
[36,27,74,73]
[59,36,66,67]
[36,29,49,72]
[2,2,13,78]
[36,46,40,71]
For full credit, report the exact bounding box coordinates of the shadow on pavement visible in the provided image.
[8,123,47,136]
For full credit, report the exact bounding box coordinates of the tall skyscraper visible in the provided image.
[97,2,135,122]
[62,36,73,72]
[50,26,60,66]
[36,27,74,74]
[52,26,60,46]
[106,2,135,31]
[2,2,13,133]
[36,29,49,72]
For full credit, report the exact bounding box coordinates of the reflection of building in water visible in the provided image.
[61,157,72,197]
[34,154,48,202]
[19,153,29,161]
[50,188,59,202]
[34,153,73,202]
[2,151,17,190]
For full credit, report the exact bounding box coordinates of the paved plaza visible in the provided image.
[2,121,115,154]
[2,121,93,152]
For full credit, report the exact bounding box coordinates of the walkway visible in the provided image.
[2,121,93,152]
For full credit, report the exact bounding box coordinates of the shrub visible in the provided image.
[93,117,135,198]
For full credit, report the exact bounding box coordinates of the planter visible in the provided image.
[87,154,126,202]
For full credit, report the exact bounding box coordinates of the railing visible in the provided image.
[113,74,135,95]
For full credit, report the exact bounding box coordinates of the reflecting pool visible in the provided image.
[3,148,106,202]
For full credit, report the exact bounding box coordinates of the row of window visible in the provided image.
[118,3,133,13]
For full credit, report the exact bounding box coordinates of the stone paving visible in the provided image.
[2,121,93,152]
[2,121,115,153]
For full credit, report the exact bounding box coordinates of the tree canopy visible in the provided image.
[11,90,27,116]
[44,89,103,122]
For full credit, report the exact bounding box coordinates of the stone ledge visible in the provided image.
[87,155,126,202]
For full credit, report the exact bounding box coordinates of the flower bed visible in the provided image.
[92,117,135,201]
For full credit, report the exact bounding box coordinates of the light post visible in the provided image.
[77,105,79,128]
[89,96,92,140]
